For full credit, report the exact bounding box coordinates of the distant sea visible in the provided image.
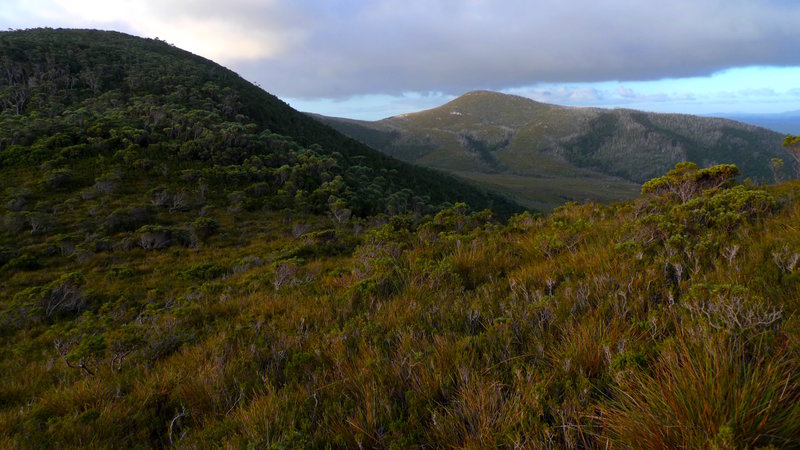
[711,111,800,135]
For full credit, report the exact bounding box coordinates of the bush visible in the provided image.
[137,225,172,250]
[192,217,218,240]
[43,272,87,318]
[39,168,74,190]
[8,272,89,323]
[5,253,40,271]
[642,162,739,203]
[180,262,226,281]
[102,204,152,233]
[108,266,137,278]
[136,225,194,249]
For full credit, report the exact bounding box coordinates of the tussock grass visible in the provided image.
[602,333,800,449]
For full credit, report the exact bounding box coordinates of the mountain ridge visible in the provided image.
[314,90,791,211]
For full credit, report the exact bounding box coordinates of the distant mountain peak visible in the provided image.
[445,90,548,109]
[315,91,791,211]
[392,90,554,128]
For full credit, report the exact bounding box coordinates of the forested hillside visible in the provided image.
[316,90,792,211]
[0,29,518,218]
[1,29,800,449]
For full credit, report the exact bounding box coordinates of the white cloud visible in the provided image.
[738,88,778,97]
[616,87,636,98]
[2,0,304,63]
[504,86,604,104]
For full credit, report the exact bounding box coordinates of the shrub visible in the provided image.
[0,246,17,267]
[102,204,152,233]
[273,262,298,291]
[108,266,137,278]
[40,272,87,317]
[642,162,739,203]
[180,262,226,281]
[39,168,74,190]
[192,217,218,240]
[137,225,172,250]
[5,188,31,211]
[5,253,41,271]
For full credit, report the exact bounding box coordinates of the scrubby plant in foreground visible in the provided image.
[2,160,799,448]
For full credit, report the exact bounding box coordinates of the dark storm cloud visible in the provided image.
[237,0,800,98]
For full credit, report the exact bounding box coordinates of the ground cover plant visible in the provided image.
[1,28,800,448]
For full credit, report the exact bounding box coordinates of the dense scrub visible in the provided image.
[3,155,800,447]
[2,29,800,448]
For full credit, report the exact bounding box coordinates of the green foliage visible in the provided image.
[770,157,784,183]
[180,262,226,281]
[641,161,739,202]
[192,216,219,240]
[4,252,40,271]
[784,134,800,170]
[2,30,800,449]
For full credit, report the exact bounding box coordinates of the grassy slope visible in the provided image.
[3,164,800,448]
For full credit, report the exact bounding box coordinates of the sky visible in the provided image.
[3,0,800,120]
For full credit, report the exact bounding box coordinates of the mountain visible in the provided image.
[0,28,525,447]
[314,90,792,211]
[0,29,520,219]
[3,29,800,449]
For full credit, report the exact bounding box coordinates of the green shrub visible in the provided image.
[5,253,41,271]
[108,266,137,278]
[642,162,739,203]
[102,204,152,233]
[39,168,74,190]
[180,262,226,280]
[192,217,219,240]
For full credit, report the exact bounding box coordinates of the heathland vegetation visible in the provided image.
[1,29,800,448]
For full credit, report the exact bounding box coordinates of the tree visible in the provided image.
[641,162,739,203]
[770,158,784,183]
[783,135,800,176]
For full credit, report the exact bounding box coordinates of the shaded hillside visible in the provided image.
[315,91,791,211]
[0,29,520,219]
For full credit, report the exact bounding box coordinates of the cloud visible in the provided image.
[243,0,800,98]
[738,88,778,97]
[3,0,800,100]
[1,0,305,62]
[616,87,636,98]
